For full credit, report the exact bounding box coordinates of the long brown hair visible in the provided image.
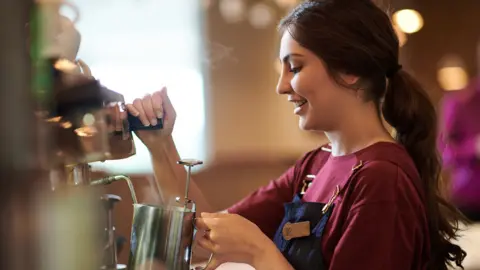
[279,0,467,269]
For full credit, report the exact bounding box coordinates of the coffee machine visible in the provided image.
[29,4,163,267]
[45,61,164,270]
[29,1,212,269]
[47,68,212,270]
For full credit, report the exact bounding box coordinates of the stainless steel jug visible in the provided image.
[128,203,198,270]
[125,160,211,270]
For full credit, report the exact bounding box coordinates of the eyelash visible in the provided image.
[289,66,302,74]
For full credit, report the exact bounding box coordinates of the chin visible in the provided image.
[298,117,315,131]
[299,115,328,132]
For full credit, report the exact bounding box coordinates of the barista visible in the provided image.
[128,1,466,270]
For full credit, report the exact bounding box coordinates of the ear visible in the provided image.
[339,73,360,85]
[338,73,364,99]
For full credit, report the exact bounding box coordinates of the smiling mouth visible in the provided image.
[294,100,307,108]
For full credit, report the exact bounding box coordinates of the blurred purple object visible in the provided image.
[438,77,480,217]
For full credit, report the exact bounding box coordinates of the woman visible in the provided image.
[128,0,466,269]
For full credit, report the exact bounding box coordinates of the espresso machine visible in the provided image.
[28,3,162,268]
[47,67,212,270]
[24,1,213,269]
[46,63,165,270]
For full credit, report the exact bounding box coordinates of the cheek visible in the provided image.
[290,72,316,99]
[290,75,302,94]
[292,73,333,109]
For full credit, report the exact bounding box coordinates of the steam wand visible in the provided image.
[91,175,138,204]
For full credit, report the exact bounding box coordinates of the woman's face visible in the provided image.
[276,31,358,131]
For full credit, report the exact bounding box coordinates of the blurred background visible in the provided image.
[65,0,479,267]
[1,0,479,269]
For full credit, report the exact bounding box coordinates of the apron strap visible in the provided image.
[295,148,331,197]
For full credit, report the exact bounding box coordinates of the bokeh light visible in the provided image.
[393,9,424,34]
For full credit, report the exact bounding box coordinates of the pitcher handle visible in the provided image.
[192,215,214,270]
[191,253,214,270]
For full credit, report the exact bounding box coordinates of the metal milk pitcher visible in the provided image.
[127,159,212,270]
[128,203,196,270]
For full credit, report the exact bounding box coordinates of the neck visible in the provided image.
[324,109,394,156]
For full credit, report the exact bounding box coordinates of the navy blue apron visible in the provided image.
[272,192,336,270]
[272,159,364,270]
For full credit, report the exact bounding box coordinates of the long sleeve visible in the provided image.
[329,161,427,270]
[227,166,296,239]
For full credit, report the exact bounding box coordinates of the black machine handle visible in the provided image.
[127,112,163,131]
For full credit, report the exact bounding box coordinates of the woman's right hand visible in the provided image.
[126,87,176,149]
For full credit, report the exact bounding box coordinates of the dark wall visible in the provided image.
[399,0,479,103]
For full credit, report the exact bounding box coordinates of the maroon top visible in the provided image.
[229,142,430,270]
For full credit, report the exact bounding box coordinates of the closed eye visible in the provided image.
[289,66,302,73]
[280,53,304,74]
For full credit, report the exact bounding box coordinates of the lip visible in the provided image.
[293,101,307,115]
[289,99,307,106]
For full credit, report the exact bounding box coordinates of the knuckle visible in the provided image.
[211,244,220,253]
[208,231,217,241]
[133,98,142,106]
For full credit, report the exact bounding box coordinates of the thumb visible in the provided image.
[201,212,227,218]
[159,87,175,114]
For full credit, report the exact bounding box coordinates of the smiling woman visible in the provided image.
[66,0,208,174]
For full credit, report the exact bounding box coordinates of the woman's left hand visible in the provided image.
[195,212,274,269]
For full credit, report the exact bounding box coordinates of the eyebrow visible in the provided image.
[281,53,304,63]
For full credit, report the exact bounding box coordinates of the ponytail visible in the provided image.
[381,70,467,270]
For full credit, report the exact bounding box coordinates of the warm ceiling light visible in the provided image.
[393,9,424,34]
[437,55,469,91]
[437,67,469,91]
[219,0,246,23]
[248,3,275,29]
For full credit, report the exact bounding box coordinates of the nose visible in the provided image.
[276,69,293,95]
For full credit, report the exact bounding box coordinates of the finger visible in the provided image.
[195,217,212,231]
[197,236,217,253]
[196,217,222,231]
[159,87,176,121]
[142,94,158,126]
[151,91,164,119]
[132,98,150,126]
[201,212,228,218]
[126,104,140,117]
